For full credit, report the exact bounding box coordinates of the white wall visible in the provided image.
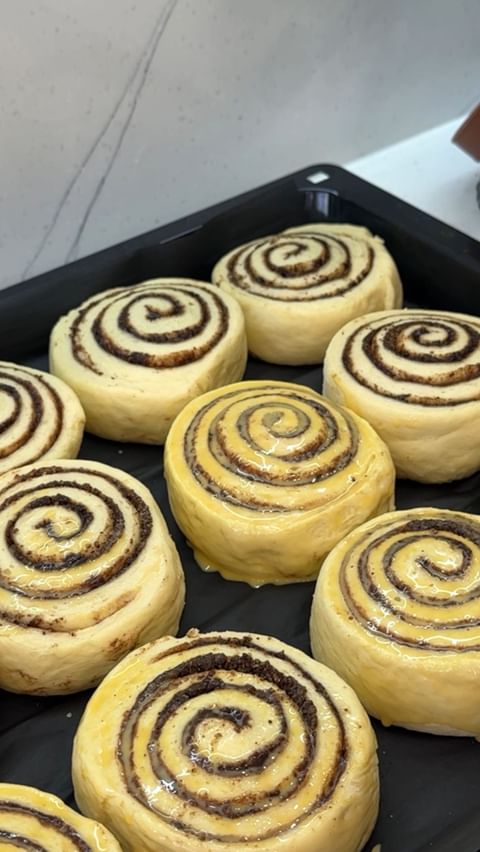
[1,0,479,290]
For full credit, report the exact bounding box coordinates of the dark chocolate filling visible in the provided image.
[116,634,348,843]
[226,231,373,301]
[70,284,230,374]
[0,465,152,626]
[0,802,91,851]
[341,514,480,650]
[341,316,480,406]
[0,830,46,851]
[0,368,63,462]
[182,387,358,511]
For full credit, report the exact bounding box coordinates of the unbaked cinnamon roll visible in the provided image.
[310,507,480,736]
[164,380,395,585]
[73,630,379,852]
[0,784,121,850]
[212,223,402,365]
[0,361,84,475]
[0,459,184,694]
[49,279,247,443]
[323,309,480,482]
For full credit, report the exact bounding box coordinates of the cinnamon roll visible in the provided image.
[323,309,480,482]
[73,630,379,852]
[0,361,84,475]
[310,508,480,736]
[0,784,121,851]
[164,380,395,585]
[212,223,402,365]
[0,459,184,694]
[49,279,247,444]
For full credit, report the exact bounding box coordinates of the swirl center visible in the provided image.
[340,515,480,650]
[115,636,348,842]
[0,467,152,618]
[341,313,480,405]
[225,231,373,301]
[70,282,230,373]
[183,387,359,511]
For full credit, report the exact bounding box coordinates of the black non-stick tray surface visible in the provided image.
[1,164,480,852]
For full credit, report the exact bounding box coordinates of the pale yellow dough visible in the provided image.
[323,308,480,483]
[73,630,379,852]
[164,380,395,585]
[0,360,85,475]
[310,508,480,736]
[49,278,247,444]
[0,459,184,694]
[212,223,402,365]
[0,783,122,851]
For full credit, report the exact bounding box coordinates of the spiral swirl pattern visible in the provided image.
[165,380,395,585]
[67,280,232,374]
[0,802,90,851]
[0,785,121,851]
[339,310,480,406]
[311,508,480,734]
[73,631,379,850]
[0,362,84,475]
[0,462,152,628]
[337,510,480,651]
[212,224,401,366]
[0,459,184,694]
[182,384,360,512]
[50,279,247,444]
[217,227,376,302]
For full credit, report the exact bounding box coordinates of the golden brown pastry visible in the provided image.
[73,630,379,852]
[164,380,395,585]
[0,459,184,694]
[310,507,480,736]
[49,279,247,443]
[0,783,121,851]
[323,308,480,482]
[0,360,85,475]
[212,223,402,364]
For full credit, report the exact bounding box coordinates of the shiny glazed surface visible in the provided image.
[73,630,379,852]
[164,379,395,585]
[0,459,185,694]
[323,309,480,482]
[0,783,122,850]
[311,507,480,735]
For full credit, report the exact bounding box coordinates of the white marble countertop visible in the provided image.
[2,1,479,292]
[347,117,480,241]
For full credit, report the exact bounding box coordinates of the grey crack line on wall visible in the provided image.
[22,0,179,279]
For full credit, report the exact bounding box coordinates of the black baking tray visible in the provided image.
[1,164,480,852]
